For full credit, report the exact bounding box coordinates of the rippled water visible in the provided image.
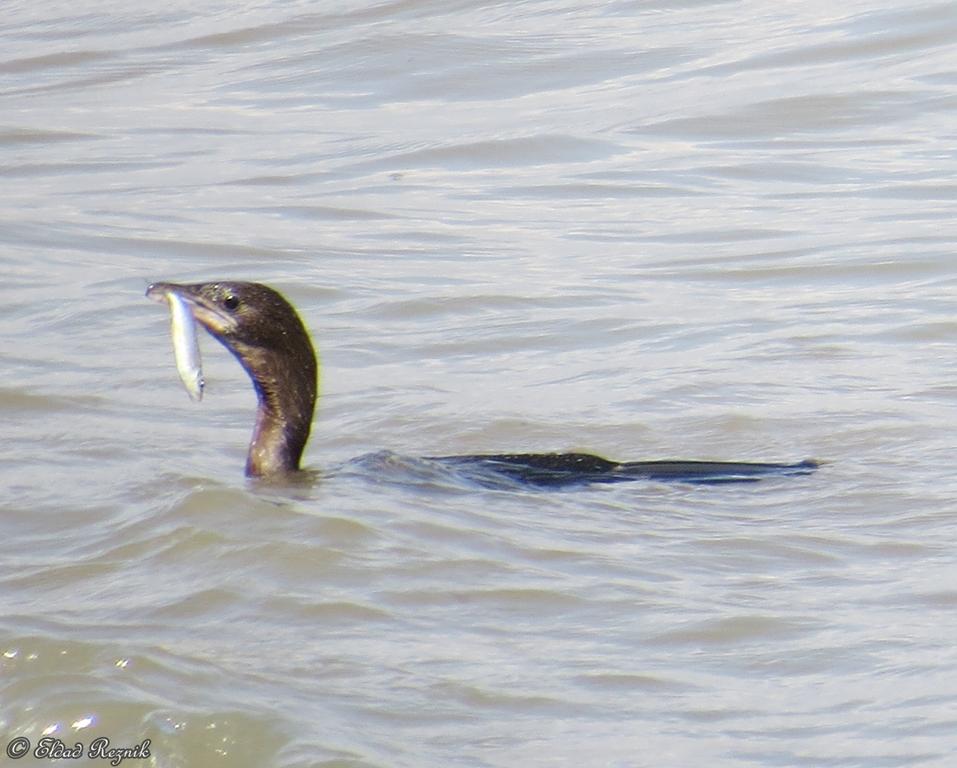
[3,1,957,766]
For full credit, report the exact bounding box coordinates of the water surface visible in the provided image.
[2,1,957,766]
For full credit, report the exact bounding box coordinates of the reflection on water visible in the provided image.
[2,1,957,765]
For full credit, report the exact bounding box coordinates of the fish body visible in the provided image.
[166,291,204,401]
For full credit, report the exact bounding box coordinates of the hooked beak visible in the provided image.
[146,282,238,337]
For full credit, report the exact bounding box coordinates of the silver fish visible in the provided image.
[166,291,204,401]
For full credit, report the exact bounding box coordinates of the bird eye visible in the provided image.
[223,294,240,311]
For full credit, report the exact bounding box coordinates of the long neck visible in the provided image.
[234,343,317,477]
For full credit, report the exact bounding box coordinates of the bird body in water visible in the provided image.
[147,281,817,485]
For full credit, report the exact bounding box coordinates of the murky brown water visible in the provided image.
[3,1,957,766]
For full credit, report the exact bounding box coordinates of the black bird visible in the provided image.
[147,281,817,485]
